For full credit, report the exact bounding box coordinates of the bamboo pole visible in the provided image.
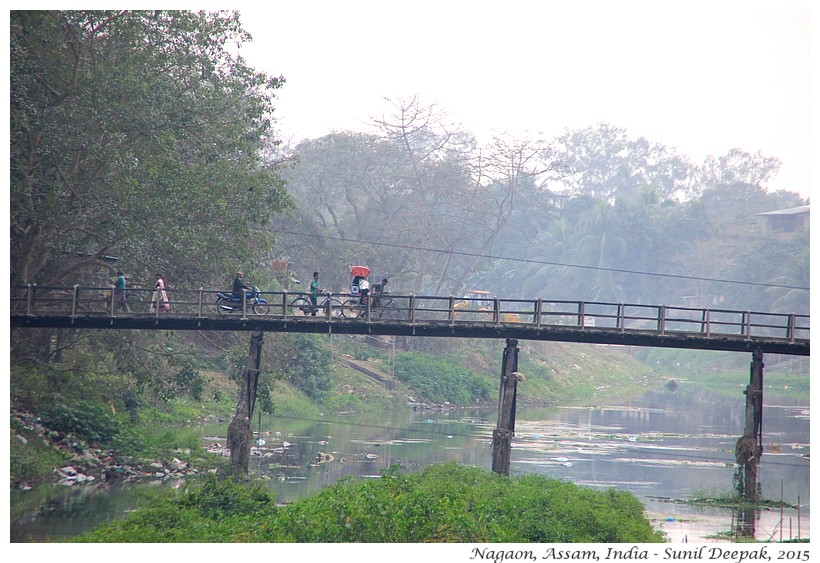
[780,480,784,542]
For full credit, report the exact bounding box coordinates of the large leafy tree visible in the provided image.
[695,149,803,236]
[550,123,697,203]
[10,10,291,290]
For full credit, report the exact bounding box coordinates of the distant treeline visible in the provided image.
[276,103,808,316]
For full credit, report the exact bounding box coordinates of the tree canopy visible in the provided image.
[277,109,808,314]
[10,10,292,289]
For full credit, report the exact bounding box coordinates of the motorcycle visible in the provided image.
[215,286,269,315]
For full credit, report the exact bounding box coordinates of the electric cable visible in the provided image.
[270,229,809,291]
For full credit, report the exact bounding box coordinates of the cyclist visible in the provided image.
[373,278,389,308]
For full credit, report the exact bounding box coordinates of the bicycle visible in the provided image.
[123,290,146,312]
[375,293,405,319]
[74,287,146,314]
[289,290,344,317]
[342,292,404,319]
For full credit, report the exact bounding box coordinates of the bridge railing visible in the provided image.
[11,286,809,343]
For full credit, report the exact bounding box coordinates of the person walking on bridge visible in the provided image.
[309,272,321,316]
[150,273,170,313]
[114,271,130,312]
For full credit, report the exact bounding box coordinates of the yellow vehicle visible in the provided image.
[456,290,493,310]
[455,290,520,322]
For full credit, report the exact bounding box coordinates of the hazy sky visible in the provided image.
[236,1,812,199]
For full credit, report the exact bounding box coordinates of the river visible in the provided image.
[10,384,810,543]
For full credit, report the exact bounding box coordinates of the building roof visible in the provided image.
[756,205,810,216]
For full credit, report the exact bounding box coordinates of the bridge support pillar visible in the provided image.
[492,338,520,476]
[227,330,264,475]
[735,348,764,504]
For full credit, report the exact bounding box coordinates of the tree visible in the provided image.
[275,132,403,290]
[698,148,782,193]
[10,10,291,291]
[269,334,332,400]
[370,96,476,293]
[695,149,804,237]
[439,132,558,296]
[550,123,697,202]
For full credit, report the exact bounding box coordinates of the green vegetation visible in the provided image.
[394,351,492,404]
[74,463,665,543]
[38,399,124,446]
[10,418,72,484]
[634,348,810,401]
[9,9,808,545]
[11,10,292,292]
[685,487,796,511]
[272,333,333,400]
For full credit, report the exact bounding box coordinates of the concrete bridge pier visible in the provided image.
[735,348,764,502]
[492,338,521,476]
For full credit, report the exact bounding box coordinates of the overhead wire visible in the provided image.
[270,229,810,291]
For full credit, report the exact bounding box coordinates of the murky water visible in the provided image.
[511,388,810,542]
[10,384,809,543]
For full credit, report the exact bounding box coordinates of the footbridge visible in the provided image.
[10,283,810,497]
[10,285,809,356]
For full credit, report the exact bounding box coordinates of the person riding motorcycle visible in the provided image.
[232,271,252,301]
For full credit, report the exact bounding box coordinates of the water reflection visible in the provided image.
[235,410,497,503]
[10,386,809,543]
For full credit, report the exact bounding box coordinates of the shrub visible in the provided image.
[264,463,665,543]
[38,399,122,446]
[394,352,492,404]
[74,463,665,543]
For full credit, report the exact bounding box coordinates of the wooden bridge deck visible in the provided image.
[10,286,809,356]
